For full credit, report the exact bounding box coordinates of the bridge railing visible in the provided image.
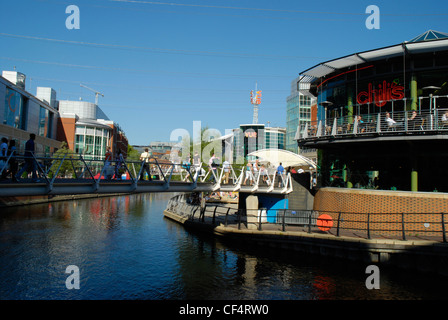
[297,108,448,141]
[177,162,293,193]
[0,152,182,191]
[0,152,293,193]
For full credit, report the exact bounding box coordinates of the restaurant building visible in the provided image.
[295,30,448,192]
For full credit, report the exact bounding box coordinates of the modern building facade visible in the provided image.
[232,124,286,163]
[57,100,128,160]
[0,70,60,156]
[295,30,448,192]
[286,76,315,153]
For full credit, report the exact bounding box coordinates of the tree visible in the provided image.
[48,142,81,178]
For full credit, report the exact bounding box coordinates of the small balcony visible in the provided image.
[296,108,448,143]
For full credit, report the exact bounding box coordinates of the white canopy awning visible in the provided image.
[247,149,316,169]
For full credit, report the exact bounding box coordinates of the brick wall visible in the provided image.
[313,188,448,238]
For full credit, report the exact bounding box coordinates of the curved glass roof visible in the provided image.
[409,30,448,42]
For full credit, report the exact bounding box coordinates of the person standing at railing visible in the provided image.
[222,159,230,184]
[182,155,192,182]
[114,149,124,180]
[7,140,18,182]
[253,160,260,182]
[276,162,285,187]
[104,147,114,180]
[193,151,201,171]
[207,154,220,183]
[139,148,152,181]
[0,137,8,180]
[16,133,39,182]
[243,162,253,186]
[260,164,268,184]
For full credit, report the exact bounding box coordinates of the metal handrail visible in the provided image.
[298,108,448,140]
[241,208,448,242]
[0,154,295,195]
[167,198,448,243]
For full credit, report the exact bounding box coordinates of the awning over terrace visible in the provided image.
[248,149,317,169]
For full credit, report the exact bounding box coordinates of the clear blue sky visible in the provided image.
[1,0,447,145]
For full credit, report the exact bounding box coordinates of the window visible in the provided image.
[38,107,49,137]
[4,87,27,129]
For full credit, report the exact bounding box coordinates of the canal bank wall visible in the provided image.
[0,193,131,207]
[163,207,448,277]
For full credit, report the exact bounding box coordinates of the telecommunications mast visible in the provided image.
[250,83,262,124]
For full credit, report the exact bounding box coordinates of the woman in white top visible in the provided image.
[243,163,253,186]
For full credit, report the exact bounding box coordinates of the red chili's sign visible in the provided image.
[357,80,404,107]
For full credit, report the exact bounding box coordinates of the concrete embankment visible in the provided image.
[0,193,131,207]
[163,208,448,276]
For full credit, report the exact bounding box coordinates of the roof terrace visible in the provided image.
[295,105,448,146]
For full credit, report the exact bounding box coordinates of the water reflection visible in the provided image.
[0,193,447,300]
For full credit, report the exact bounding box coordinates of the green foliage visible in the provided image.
[48,142,81,178]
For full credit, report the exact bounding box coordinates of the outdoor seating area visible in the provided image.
[298,108,448,140]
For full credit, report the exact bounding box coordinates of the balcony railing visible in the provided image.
[297,108,448,141]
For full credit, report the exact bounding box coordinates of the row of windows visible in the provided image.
[74,125,111,159]
[4,87,55,139]
[4,87,27,130]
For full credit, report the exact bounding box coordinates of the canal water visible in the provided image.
[1,192,448,300]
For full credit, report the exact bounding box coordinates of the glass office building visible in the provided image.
[286,77,315,153]
[296,30,448,192]
[232,124,286,163]
[1,71,60,156]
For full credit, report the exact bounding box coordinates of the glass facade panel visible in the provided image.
[4,87,27,129]
[74,125,110,159]
[38,106,49,137]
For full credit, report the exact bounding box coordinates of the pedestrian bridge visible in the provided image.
[0,154,295,197]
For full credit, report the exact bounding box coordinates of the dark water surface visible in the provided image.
[1,193,447,300]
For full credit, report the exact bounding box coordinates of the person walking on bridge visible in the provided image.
[16,133,39,182]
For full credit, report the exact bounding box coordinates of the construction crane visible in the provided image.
[80,83,104,105]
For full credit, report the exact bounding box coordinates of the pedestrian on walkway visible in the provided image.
[115,149,124,180]
[139,148,152,181]
[104,147,113,180]
[16,133,39,182]
[276,162,285,187]
[0,137,8,180]
[208,153,219,182]
[243,162,253,186]
[8,140,18,182]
